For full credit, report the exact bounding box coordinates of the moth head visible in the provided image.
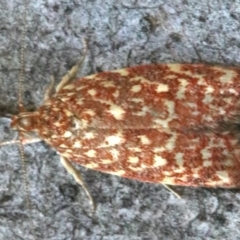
[11,112,39,133]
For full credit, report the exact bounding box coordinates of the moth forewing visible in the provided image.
[10,63,240,192]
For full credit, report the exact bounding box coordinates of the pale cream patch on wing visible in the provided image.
[165,132,177,151]
[203,94,214,104]
[201,148,212,159]
[129,166,143,171]
[215,171,230,184]
[208,137,226,148]
[84,149,97,158]
[76,98,84,105]
[228,88,238,95]
[131,84,142,93]
[176,79,188,100]
[178,175,188,182]
[205,85,215,93]
[63,131,72,138]
[133,106,150,116]
[87,88,97,96]
[203,160,212,167]
[60,144,68,148]
[108,104,126,120]
[174,152,184,167]
[192,167,201,175]
[173,168,186,173]
[156,84,169,93]
[83,109,96,116]
[153,155,167,167]
[128,156,139,164]
[107,170,126,176]
[81,119,89,128]
[129,147,142,152]
[72,118,82,129]
[217,68,235,84]
[131,76,155,85]
[153,132,176,153]
[37,125,44,134]
[165,100,175,116]
[218,108,226,115]
[60,97,71,102]
[104,133,125,146]
[192,173,200,178]
[64,109,73,117]
[153,100,175,128]
[110,149,120,160]
[168,64,181,72]
[61,152,72,159]
[222,159,233,166]
[186,102,198,110]
[73,141,82,148]
[112,90,119,98]
[101,81,115,88]
[153,147,165,153]
[129,98,143,103]
[111,68,129,76]
[138,135,151,145]
[76,85,87,91]
[83,132,96,139]
[84,73,99,80]
[161,176,176,185]
[67,92,75,97]
[85,163,99,169]
[54,122,62,127]
[101,159,113,164]
[202,115,214,122]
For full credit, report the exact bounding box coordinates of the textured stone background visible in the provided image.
[1,0,240,239]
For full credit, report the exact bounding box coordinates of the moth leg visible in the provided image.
[162,184,181,199]
[44,75,55,102]
[22,137,42,145]
[60,156,95,211]
[0,137,41,147]
[56,40,87,93]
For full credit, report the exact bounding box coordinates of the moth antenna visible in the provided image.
[18,1,28,108]
[18,139,35,229]
[18,0,34,235]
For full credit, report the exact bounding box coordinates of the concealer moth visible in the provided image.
[10,63,240,196]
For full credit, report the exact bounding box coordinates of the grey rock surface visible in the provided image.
[1,0,240,239]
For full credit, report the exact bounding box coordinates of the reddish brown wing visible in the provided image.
[36,64,240,187]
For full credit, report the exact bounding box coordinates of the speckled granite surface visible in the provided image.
[1,1,240,239]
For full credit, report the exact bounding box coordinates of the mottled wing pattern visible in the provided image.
[29,64,240,187]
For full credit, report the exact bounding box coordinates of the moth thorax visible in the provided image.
[11,112,39,132]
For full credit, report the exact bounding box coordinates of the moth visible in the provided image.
[9,63,240,205]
